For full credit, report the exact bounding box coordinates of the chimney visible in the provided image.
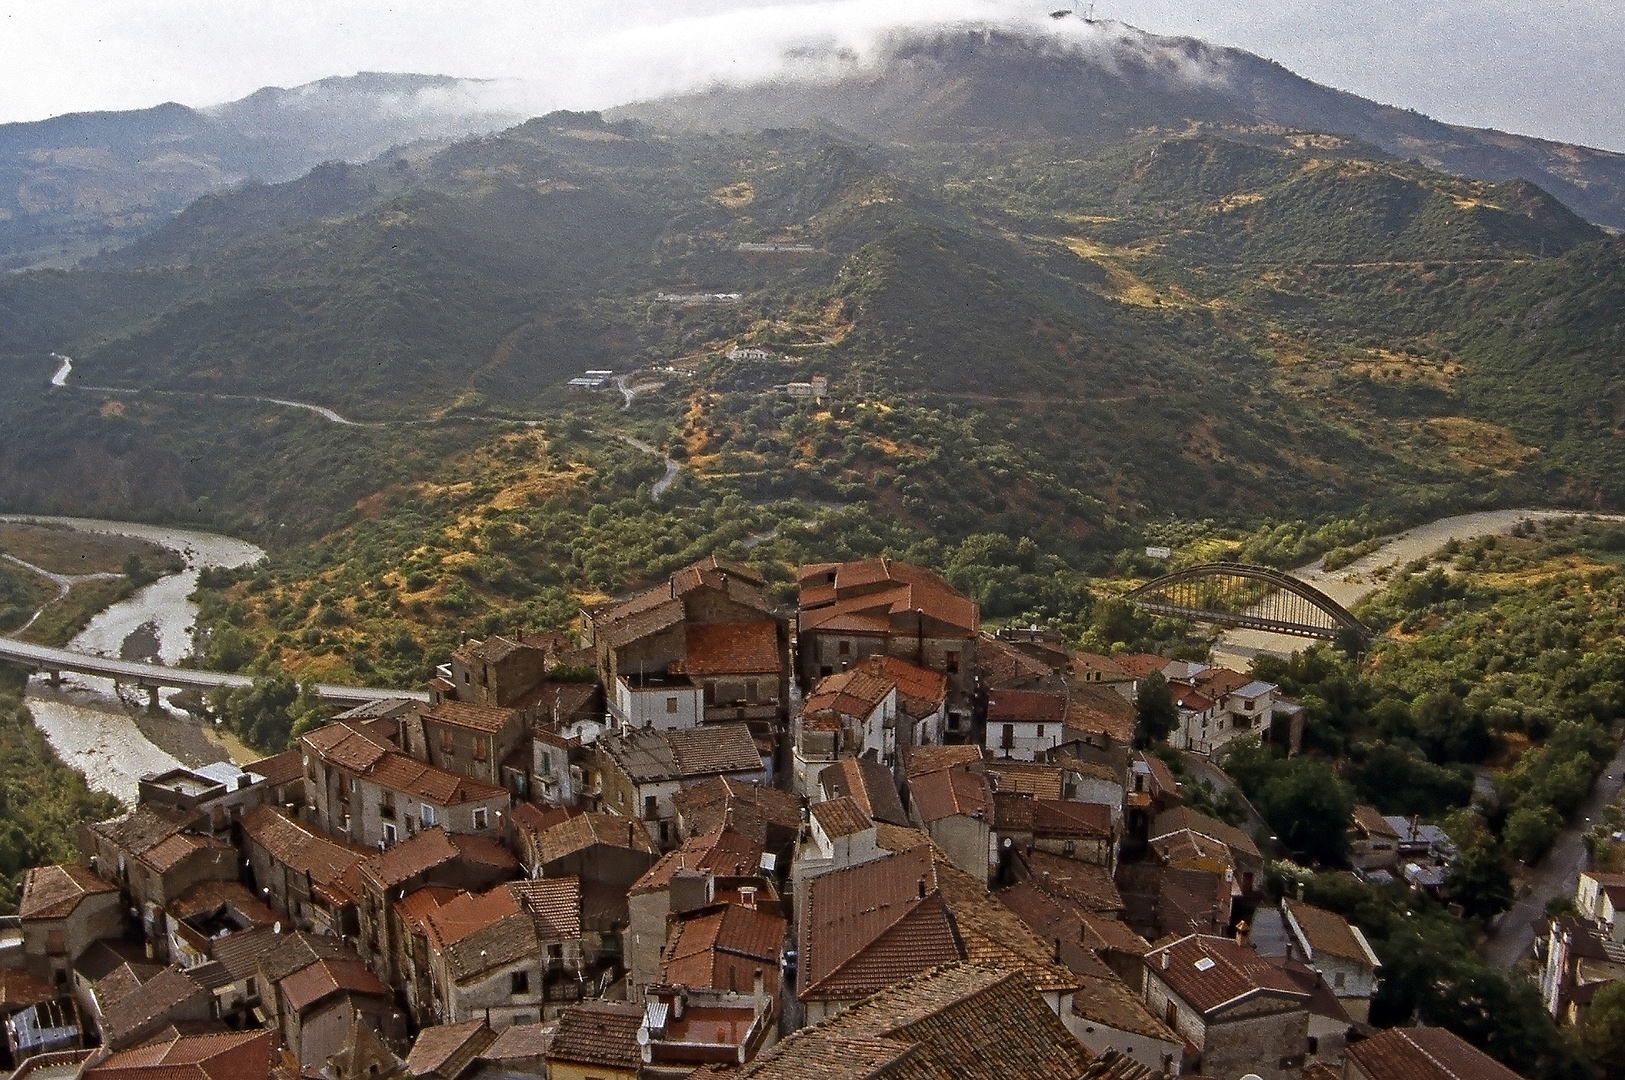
[1235,919,1250,948]
[1161,951,1169,970]
[1296,881,1305,902]
[917,876,927,900]
[753,968,765,1015]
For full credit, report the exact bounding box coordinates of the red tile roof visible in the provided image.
[358,827,459,889]
[0,968,57,1009]
[681,621,781,676]
[910,767,991,824]
[803,668,894,723]
[861,655,947,717]
[987,689,1066,723]
[1144,934,1310,1015]
[1033,799,1113,839]
[1023,850,1124,914]
[419,700,518,735]
[1064,685,1137,743]
[243,749,303,788]
[1111,654,1170,679]
[365,752,506,806]
[239,806,367,905]
[405,1020,496,1080]
[798,847,960,1001]
[1346,1026,1528,1080]
[1151,807,1260,861]
[671,776,802,845]
[1281,898,1381,967]
[547,1002,645,1071]
[631,828,764,895]
[277,958,388,1013]
[395,886,461,936]
[86,1030,273,1080]
[424,886,520,950]
[536,812,659,865]
[811,797,875,839]
[905,744,983,779]
[509,877,583,942]
[817,758,909,827]
[797,560,979,637]
[659,903,787,996]
[19,863,117,920]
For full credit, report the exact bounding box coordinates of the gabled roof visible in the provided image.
[251,932,356,986]
[239,806,367,905]
[862,655,948,717]
[0,968,57,1009]
[418,700,519,735]
[812,796,875,840]
[986,689,1067,724]
[101,965,212,1047]
[671,776,802,845]
[1281,898,1381,969]
[631,828,764,896]
[659,902,787,995]
[1064,684,1137,743]
[405,1020,495,1080]
[358,826,459,889]
[535,811,660,865]
[1346,1025,1528,1080]
[1151,806,1261,861]
[1022,850,1124,914]
[19,863,118,920]
[680,621,781,676]
[910,767,991,824]
[1353,803,1402,839]
[1032,800,1112,839]
[278,959,388,1013]
[1190,666,1251,698]
[932,856,1079,995]
[364,752,506,806]
[743,964,1091,1080]
[509,877,583,942]
[818,758,910,827]
[85,1030,273,1080]
[798,846,960,1001]
[243,749,303,788]
[797,559,979,638]
[87,805,199,859]
[1111,653,1171,679]
[666,723,765,777]
[1144,934,1310,1015]
[905,744,983,779]
[982,760,1065,800]
[424,886,520,951]
[803,668,895,724]
[1072,971,1179,1042]
[547,1002,644,1070]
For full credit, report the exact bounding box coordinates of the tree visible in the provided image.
[1503,805,1562,864]
[1134,671,1178,749]
[1253,757,1354,866]
[1446,837,1514,920]
[1584,980,1625,1079]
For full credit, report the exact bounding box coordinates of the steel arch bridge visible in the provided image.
[1124,562,1373,642]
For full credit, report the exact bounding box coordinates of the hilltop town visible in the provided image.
[0,555,1542,1080]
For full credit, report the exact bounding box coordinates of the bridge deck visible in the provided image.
[0,638,427,706]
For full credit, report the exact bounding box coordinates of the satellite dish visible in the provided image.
[635,1028,650,1046]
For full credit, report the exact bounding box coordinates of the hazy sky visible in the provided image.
[3,0,1622,152]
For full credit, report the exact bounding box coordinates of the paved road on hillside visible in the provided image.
[1482,739,1625,968]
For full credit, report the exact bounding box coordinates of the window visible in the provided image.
[246,977,258,998]
[1036,724,1045,737]
[382,823,397,845]
[46,930,65,956]
[1333,971,1346,988]
[666,696,679,714]
[540,752,552,776]
[1001,724,1015,750]
[820,665,833,677]
[441,730,454,754]
[511,970,530,995]
[473,737,487,761]
[380,792,395,819]
[473,807,489,829]
[945,651,959,673]
[644,795,659,820]
[838,640,851,656]
[746,680,759,704]
[1244,700,1255,711]
[421,804,436,826]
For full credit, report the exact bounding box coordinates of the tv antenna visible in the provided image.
[1049,2,1097,21]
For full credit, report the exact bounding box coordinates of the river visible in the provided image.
[1210,508,1625,669]
[1,515,265,803]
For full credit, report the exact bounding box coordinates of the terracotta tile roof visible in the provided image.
[419,700,518,735]
[983,761,1065,799]
[1281,898,1381,968]
[509,877,583,942]
[978,638,1057,688]
[905,744,983,779]
[811,797,875,839]
[1133,753,1180,799]
[239,806,367,904]
[672,776,802,845]
[1033,799,1113,839]
[862,655,948,717]
[277,959,388,1013]
[405,1020,495,1080]
[358,826,458,889]
[547,1002,645,1071]
[425,886,520,950]
[1022,850,1124,914]
[667,723,765,777]
[1072,972,1178,1041]
[19,862,117,920]
[909,767,991,824]
[243,749,303,788]
[88,805,198,858]
[447,831,520,871]
[394,886,461,936]
[804,668,895,724]
[932,857,1079,995]
[600,595,687,649]
[480,1020,555,1061]
[139,832,225,874]
[1144,934,1310,1015]
[1353,803,1402,839]
[0,968,57,1009]
[1191,666,1250,697]
[632,828,764,895]
[875,824,933,853]
[987,691,1074,725]
[101,966,212,1047]
[85,1030,274,1080]
[537,812,659,865]
[747,964,1091,1080]
[681,621,781,676]
[301,720,393,774]
[364,752,506,806]
[818,758,909,826]
[168,880,278,927]
[1064,684,1137,743]
[798,847,960,1001]
[509,800,577,836]
[1081,912,1151,956]
[1111,654,1170,679]
[1345,1025,1528,1080]
[659,903,787,996]
[1072,652,1129,679]
[797,560,978,638]
[1152,807,1260,861]
[250,932,356,986]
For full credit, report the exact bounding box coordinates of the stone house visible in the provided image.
[1150,807,1264,900]
[80,806,238,959]
[907,764,993,884]
[582,558,790,736]
[403,1018,495,1080]
[300,719,510,848]
[520,812,659,891]
[795,559,979,731]
[985,689,1069,762]
[545,1001,644,1080]
[136,761,272,836]
[862,655,948,760]
[792,667,897,794]
[591,723,767,847]
[244,749,307,810]
[98,964,217,1051]
[421,880,585,1028]
[995,796,1118,874]
[239,806,369,937]
[1349,805,1403,871]
[16,864,122,989]
[1142,934,1314,1080]
[401,700,528,791]
[276,957,399,1076]
[439,635,554,709]
[1281,897,1382,1023]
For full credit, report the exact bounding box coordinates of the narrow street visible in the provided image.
[1481,738,1625,969]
